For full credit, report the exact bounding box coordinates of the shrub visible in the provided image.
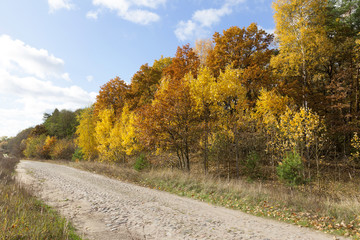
[276,150,304,185]
[50,139,75,160]
[134,154,149,171]
[72,148,84,162]
[245,151,260,178]
[23,135,47,159]
[42,136,57,159]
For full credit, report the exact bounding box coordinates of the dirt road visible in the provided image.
[16,160,344,240]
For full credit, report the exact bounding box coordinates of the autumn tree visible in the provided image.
[50,138,75,160]
[163,44,200,81]
[128,58,172,110]
[323,0,360,152]
[211,66,249,177]
[207,23,274,103]
[42,136,57,159]
[94,77,130,116]
[75,107,98,160]
[138,77,200,171]
[271,0,331,110]
[194,39,213,66]
[30,124,48,137]
[188,67,217,174]
[152,55,172,72]
[108,103,139,162]
[254,89,293,167]
[95,108,115,162]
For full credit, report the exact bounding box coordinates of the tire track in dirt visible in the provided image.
[16,160,345,240]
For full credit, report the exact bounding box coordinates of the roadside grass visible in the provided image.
[0,157,82,240]
[55,159,360,239]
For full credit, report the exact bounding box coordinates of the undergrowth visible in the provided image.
[0,157,81,240]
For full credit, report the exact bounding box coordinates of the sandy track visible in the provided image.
[16,160,344,240]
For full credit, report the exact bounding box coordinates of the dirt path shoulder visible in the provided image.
[16,160,344,240]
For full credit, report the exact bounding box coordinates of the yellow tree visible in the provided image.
[42,136,57,159]
[254,89,293,168]
[95,108,115,162]
[279,107,325,157]
[271,0,331,109]
[212,66,248,177]
[108,103,139,162]
[188,66,217,174]
[75,107,98,160]
[278,107,326,177]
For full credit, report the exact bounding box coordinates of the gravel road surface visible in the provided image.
[16,160,343,240]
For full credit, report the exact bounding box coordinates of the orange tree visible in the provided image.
[138,77,200,171]
[207,23,274,104]
[94,76,130,117]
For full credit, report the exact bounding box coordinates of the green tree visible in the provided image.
[43,109,78,138]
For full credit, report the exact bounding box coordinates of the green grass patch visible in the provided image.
[0,157,82,240]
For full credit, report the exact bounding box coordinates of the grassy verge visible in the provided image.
[0,157,82,240]
[59,160,360,239]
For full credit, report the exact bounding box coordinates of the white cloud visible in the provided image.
[48,0,74,13]
[174,20,198,42]
[62,73,72,82]
[193,6,232,28]
[0,35,96,137]
[86,75,94,82]
[0,35,68,81]
[175,0,246,41]
[86,10,100,20]
[91,0,165,24]
[132,0,166,9]
[122,9,160,25]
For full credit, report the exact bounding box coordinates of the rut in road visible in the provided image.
[16,160,345,240]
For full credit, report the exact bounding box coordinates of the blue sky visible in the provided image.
[0,0,274,137]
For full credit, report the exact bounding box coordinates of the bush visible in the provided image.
[50,139,75,160]
[134,154,149,171]
[72,148,84,162]
[23,135,47,159]
[276,150,304,185]
[245,151,260,178]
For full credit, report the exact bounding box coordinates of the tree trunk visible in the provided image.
[203,118,209,175]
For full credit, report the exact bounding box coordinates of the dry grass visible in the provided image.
[0,157,81,240]
[54,159,360,239]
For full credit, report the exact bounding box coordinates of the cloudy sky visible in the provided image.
[0,0,274,137]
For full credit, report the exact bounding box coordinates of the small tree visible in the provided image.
[277,151,304,185]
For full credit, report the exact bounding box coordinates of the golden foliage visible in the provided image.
[108,103,139,162]
[95,108,115,162]
[94,77,129,116]
[75,107,98,160]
